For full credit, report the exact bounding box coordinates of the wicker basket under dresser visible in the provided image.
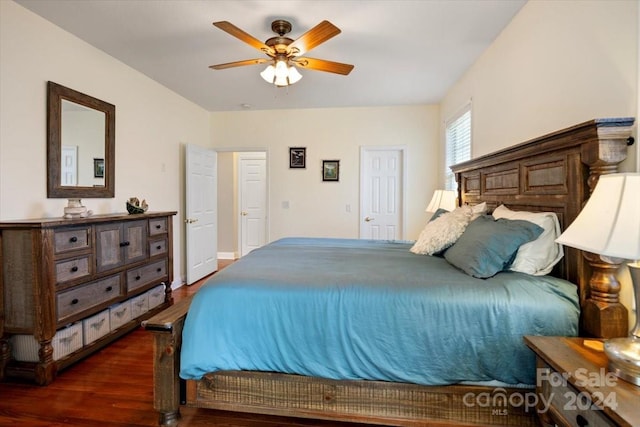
[0,211,176,385]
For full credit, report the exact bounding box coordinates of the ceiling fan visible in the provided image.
[209,19,354,86]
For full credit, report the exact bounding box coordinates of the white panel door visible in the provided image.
[61,145,78,186]
[238,152,267,257]
[185,144,218,285]
[360,147,406,240]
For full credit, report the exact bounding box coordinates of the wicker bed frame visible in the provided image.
[144,118,634,427]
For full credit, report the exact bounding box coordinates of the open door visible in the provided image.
[185,144,218,284]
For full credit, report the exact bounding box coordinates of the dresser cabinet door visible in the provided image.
[96,223,124,272]
[96,220,148,272]
[123,220,147,264]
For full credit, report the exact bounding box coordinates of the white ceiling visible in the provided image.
[16,0,526,112]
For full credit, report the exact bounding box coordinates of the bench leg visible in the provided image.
[151,321,184,426]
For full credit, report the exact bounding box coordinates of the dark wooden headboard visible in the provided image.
[451,118,634,338]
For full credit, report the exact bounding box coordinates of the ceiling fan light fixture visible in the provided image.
[260,60,302,87]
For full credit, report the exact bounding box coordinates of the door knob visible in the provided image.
[365,216,375,222]
[241,211,248,216]
[184,218,198,224]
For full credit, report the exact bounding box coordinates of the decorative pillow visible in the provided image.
[492,205,563,276]
[444,215,544,278]
[410,205,475,255]
[470,202,488,220]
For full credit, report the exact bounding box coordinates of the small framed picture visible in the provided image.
[93,158,105,178]
[289,147,306,168]
[322,160,340,182]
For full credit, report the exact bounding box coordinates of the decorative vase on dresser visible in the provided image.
[0,211,176,385]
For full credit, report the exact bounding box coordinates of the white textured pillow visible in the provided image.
[470,202,488,220]
[410,205,474,255]
[492,205,563,275]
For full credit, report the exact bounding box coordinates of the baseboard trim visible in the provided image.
[218,251,237,260]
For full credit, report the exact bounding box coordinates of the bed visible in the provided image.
[144,118,634,427]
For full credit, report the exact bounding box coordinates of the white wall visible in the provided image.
[440,0,638,330]
[0,1,211,286]
[211,105,441,250]
[441,0,638,171]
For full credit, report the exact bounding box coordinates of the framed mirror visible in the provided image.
[47,81,115,198]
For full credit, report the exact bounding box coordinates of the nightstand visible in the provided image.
[524,336,640,427]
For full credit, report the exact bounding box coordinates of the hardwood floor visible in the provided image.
[0,260,372,427]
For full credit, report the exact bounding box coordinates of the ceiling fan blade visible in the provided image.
[209,58,270,70]
[213,21,275,56]
[292,57,354,75]
[287,21,341,56]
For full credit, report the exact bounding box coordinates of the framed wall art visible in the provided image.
[322,160,340,182]
[289,147,306,168]
[93,158,105,178]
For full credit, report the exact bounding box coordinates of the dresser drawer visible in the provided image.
[54,227,90,254]
[57,275,121,322]
[149,238,167,257]
[126,260,167,293]
[149,218,168,236]
[55,256,91,284]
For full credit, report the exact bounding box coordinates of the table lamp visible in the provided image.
[426,190,457,213]
[555,173,640,385]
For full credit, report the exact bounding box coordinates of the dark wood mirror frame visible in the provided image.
[47,81,115,198]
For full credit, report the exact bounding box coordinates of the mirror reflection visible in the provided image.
[61,100,106,187]
[47,81,115,198]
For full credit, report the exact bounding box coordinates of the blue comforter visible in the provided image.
[180,237,579,385]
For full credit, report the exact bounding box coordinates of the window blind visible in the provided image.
[445,105,471,191]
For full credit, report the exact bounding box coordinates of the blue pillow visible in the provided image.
[444,215,544,278]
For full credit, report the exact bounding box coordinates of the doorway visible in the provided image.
[217,150,268,259]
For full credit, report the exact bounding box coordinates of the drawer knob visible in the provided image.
[71,266,78,272]
[71,298,79,305]
[136,275,141,281]
[105,286,113,292]
[156,245,162,250]
[69,236,78,243]
[119,241,131,247]
[156,224,161,229]
[157,268,162,272]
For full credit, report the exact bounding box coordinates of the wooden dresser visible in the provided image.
[0,211,176,385]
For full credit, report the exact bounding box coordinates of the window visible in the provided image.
[444,104,471,191]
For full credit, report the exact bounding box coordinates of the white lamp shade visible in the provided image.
[426,190,457,212]
[555,173,640,260]
[260,65,275,83]
[287,66,303,84]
